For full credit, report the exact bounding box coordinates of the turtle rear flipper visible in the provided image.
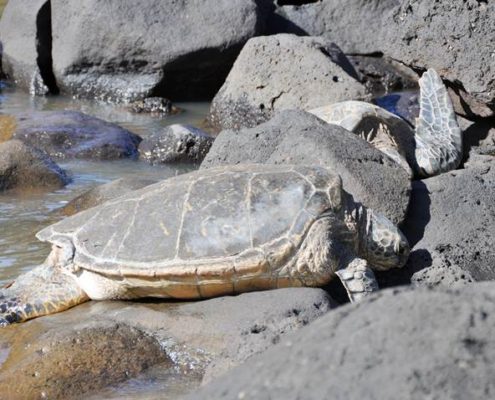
[414,69,462,177]
[0,264,89,326]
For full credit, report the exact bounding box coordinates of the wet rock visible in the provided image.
[377,159,495,289]
[0,288,334,398]
[0,114,17,143]
[0,0,58,95]
[209,34,369,131]
[0,139,69,191]
[50,0,272,102]
[202,109,411,225]
[60,177,157,216]
[346,55,418,95]
[0,321,170,399]
[139,124,214,165]
[128,97,181,116]
[187,284,495,400]
[12,110,142,160]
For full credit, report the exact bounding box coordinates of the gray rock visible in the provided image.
[0,139,69,191]
[377,159,495,289]
[0,288,334,398]
[59,177,157,216]
[270,0,397,53]
[201,110,411,225]
[383,0,495,108]
[187,284,495,400]
[50,0,272,101]
[12,110,142,160]
[139,124,214,165]
[458,116,495,161]
[0,0,58,95]
[209,34,369,131]
[272,0,495,112]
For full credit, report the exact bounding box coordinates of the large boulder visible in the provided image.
[12,110,142,160]
[0,0,57,95]
[377,158,495,289]
[209,34,369,130]
[0,288,334,399]
[0,139,69,191]
[202,109,410,225]
[272,0,494,113]
[138,124,214,165]
[188,284,495,400]
[49,0,272,101]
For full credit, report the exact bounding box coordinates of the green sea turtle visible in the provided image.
[310,69,462,178]
[0,164,409,326]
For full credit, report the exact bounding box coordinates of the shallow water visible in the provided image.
[0,82,209,284]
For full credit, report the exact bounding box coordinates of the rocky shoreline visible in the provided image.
[0,0,494,399]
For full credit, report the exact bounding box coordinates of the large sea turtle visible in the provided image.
[310,69,463,178]
[0,164,409,326]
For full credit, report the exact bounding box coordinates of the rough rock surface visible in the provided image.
[0,0,58,95]
[12,110,142,160]
[0,139,69,191]
[139,124,214,164]
[209,34,369,130]
[377,158,495,289]
[270,0,397,53]
[60,177,156,216]
[49,0,272,101]
[0,288,334,399]
[202,110,410,224]
[272,0,495,111]
[188,284,495,400]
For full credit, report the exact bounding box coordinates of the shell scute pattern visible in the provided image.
[37,165,343,278]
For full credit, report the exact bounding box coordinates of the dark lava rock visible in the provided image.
[209,34,369,131]
[128,97,180,116]
[139,124,214,165]
[347,55,418,95]
[383,0,495,109]
[202,109,410,225]
[187,284,495,400]
[0,0,58,95]
[272,0,495,113]
[12,110,142,160]
[0,288,334,398]
[60,177,157,216]
[378,158,495,289]
[49,0,272,101]
[0,139,69,191]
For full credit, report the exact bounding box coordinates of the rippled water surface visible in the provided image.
[0,83,209,284]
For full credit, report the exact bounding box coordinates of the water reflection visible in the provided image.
[0,85,208,284]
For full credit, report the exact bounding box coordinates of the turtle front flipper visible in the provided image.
[336,258,379,302]
[0,264,89,326]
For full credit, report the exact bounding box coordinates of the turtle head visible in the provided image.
[345,201,409,271]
